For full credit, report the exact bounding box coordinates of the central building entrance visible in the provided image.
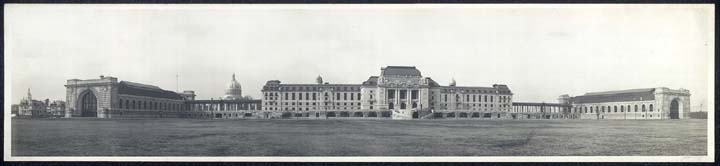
[80,92,97,117]
[670,99,680,119]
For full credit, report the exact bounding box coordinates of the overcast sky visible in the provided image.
[6,5,714,110]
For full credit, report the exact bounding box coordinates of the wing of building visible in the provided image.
[559,87,691,119]
[261,66,513,119]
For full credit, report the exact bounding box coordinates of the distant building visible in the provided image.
[261,66,513,119]
[47,100,66,117]
[18,88,48,117]
[11,104,20,115]
[560,88,691,119]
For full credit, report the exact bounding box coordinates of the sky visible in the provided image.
[6,5,714,111]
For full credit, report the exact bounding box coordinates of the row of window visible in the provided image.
[440,94,509,103]
[440,89,509,94]
[118,99,184,111]
[264,107,361,111]
[264,92,362,101]
[277,86,360,91]
[575,104,654,113]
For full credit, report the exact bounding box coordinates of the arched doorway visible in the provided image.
[670,99,680,119]
[80,92,97,117]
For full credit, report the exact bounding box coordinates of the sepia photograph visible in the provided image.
[3,4,714,162]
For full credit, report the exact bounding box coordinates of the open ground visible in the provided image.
[11,118,706,156]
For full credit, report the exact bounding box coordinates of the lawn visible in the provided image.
[10,118,707,156]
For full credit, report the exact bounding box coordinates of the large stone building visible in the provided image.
[46,100,66,117]
[65,76,190,118]
[17,88,48,117]
[560,88,691,119]
[64,75,261,119]
[261,66,513,119]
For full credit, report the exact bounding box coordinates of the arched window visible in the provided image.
[649,104,654,112]
[400,103,407,109]
[119,99,123,108]
[634,105,638,112]
[642,105,646,112]
[614,106,617,112]
[125,100,130,109]
[590,107,593,113]
[620,106,624,112]
[389,103,395,109]
[132,100,136,109]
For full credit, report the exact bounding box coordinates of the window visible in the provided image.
[473,95,476,102]
[649,104,653,112]
[285,93,289,100]
[634,105,638,112]
[621,106,624,112]
[412,102,418,108]
[491,96,494,102]
[336,93,341,100]
[411,90,418,100]
[119,99,123,108]
[590,107,593,113]
[642,105,646,112]
[456,94,460,102]
[400,90,407,99]
[444,94,448,102]
[388,90,395,99]
[350,93,354,100]
[299,93,303,100]
[484,95,487,102]
[292,93,296,100]
[313,93,317,100]
[400,103,407,109]
[126,100,130,109]
[344,93,347,100]
[466,94,470,102]
[389,103,394,109]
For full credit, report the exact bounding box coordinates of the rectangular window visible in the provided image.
[313,93,317,100]
[336,93,340,100]
[285,93,289,100]
[292,93,296,100]
[350,93,354,100]
[299,93,303,100]
[388,90,395,99]
[400,90,407,99]
[344,93,347,100]
[411,90,418,100]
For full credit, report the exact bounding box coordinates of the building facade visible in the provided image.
[261,66,513,119]
[560,87,691,119]
[64,75,261,119]
[17,88,48,117]
[65,76,190,118]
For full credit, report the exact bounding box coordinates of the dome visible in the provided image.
[224,73,243,100]
[227,74,241,89]
[449,78,456,86]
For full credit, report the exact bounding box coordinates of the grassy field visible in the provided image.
[11,118,707,156]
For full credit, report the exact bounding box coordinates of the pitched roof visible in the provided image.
[572,88,655,104]
[382,66,421,76]
[362,76,379,86]
[118,81,184,100]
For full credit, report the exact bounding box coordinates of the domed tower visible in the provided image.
[316,75,323,84]
[449,78,456,86]
[224,73,243,100]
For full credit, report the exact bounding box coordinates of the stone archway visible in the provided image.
[80,91,97,117]
[670,99,680,119]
